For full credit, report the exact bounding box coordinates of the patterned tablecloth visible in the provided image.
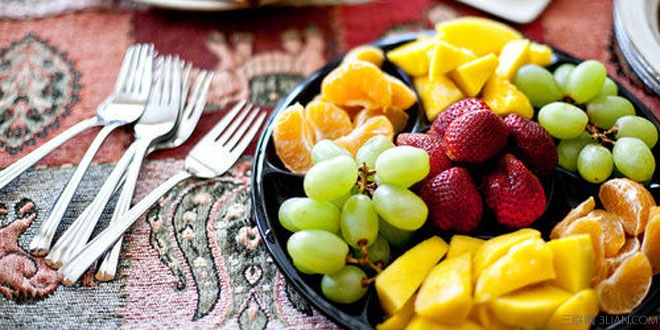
[0,0,659,329]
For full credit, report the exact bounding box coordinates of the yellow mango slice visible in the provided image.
[376,236,449,316]
[376,294,416,330]
[474,238,556,303]
[448,53,499,97]
[472,228,541,279]
[386,37,435,77]
[495,39,531,81]
[415,253,473,325]
[546,289,599,330]
[435,16,523,56]
[429,40,477,80]
[446,235,485,259]
[413,75,464,121]
[547,234,595,293]
[491,285,571,329]
[529,42,554,67]
[481,74,534,119]
[405,316,483,330]
[468,304,515,330]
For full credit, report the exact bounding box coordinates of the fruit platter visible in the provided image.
[252,17,660,330]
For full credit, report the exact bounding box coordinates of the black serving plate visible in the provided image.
[251,32,660,330]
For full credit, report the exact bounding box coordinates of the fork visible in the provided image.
[95,69,214,281]
[0,44,154,191]
[28,44,155,256]
[58,100,266,285]
[45,56,184,269]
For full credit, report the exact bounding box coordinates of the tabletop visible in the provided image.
[1,0,659,329]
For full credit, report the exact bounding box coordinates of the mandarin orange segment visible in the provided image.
[560,217,606,286]
[334,115,394,156]
[584,209,626,258]
[604,236,640,278]
[320,60,392,110]
[596,252,653,315]
[384,73,417,112]
[353,108,409,134]
[598,178,656,235]
[641,206,660,274]
[550,197,596,239]
[304,99,353,140]
[272,103,316,173]
[343,45,385,67]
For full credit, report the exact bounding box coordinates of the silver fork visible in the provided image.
[28,44,155,256]
[95,69,214,281]
[58,100,265,285]
[45,55,184,269]
[0,44,154,191]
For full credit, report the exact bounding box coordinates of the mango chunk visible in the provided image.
[472,228,540,278]
[415,253,473,325]
[376,294,416,330]
[405,316,483,330]
[413,75,464,121]
[386,37,435,77]
[491,285,571,329]
[474,237,556,302]
[530,42,554,67]
[435,16,523,56]
[495,39,531,81]
[429,41,477,79]
[376,236,449,315]
[448,53,499,97]
[546,289,599,330]
[547,234,595,293]
[446,235,485,259]
[481,74,534,119]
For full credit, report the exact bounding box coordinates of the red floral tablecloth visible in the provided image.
[0,0,658,329]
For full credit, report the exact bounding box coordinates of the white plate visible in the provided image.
[132,0,247,11]
[454,0,552,24]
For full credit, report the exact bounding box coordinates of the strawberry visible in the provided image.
[419,167,483,232]
[482,153,546,228]
[428,98,491,137]
[396,132,452,178]
[443,110,510,163]
[503,113,558,176]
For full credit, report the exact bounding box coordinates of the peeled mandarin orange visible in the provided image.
[550,196,596,239]
[560,217,606,286]
[641,206,660,274]
[353,107,408,134]
[334,115,394,156]
[304,99,353,140]
[584,209,626,258]
[343,45,385,67]
[320,60,392,110]
[596,252,652,315]
[604,236,640,278]
[384,73,416,112]
[272,103,316,173]
[599,178,656,235]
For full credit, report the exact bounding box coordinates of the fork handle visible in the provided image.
[0,117,100,191]
[58,170,192,285]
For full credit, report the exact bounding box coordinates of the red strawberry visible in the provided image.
[419,167,483,232]
[503,113,558,176]
[396,132,452,177]
[428,98,491,137]
[482,153,546,228]
[443,110,510,163]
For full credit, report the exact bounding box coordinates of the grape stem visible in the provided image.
[357,162,377,195]
[585,122,616,148]
[345,239,384,275]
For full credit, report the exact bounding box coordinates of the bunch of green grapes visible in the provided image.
[514,60,658,183]
[278,136,430,304]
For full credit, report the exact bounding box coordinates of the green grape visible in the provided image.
[557,132,594,172]
[321,265,368,304]
[378,217,414,248]
[566,60,607,104]
[596,77,618,98]
[613,116,659,148]
[538,102,589,139]
[374,146,430,188]
[372,184,428,231]
[577,144,614,183]
[340,194,379,248]
[553,63,575,93]
[278,197,341,233]
[513,64,564,108]
[355,135,395,170]
[287,230,348,275]
[329,186,359,209]
[311,139,351,164]
[304,155,358,201]
[586,96,635,129]
[613,137,656,182]
[354,235,391,266]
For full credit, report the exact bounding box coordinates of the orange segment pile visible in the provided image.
[550,177,658,315]
[272,47,416,173]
